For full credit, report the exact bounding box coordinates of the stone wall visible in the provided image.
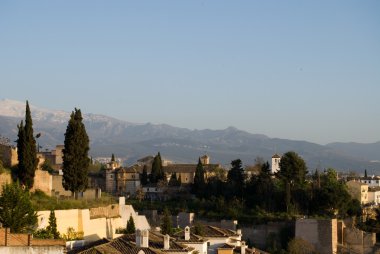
[31,169,52,195]
[343,227,376,254]
[295,219,337,254]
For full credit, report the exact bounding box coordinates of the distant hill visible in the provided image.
[0,99,379,173]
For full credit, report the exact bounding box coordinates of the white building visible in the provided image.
[37,197,150,242]
[271,154,281,174]
[360,176,380,187]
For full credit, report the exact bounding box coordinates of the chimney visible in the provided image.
[184,226,190,241]
[164,234,170,250]
[136,229,149,248]
[241,241,246,254]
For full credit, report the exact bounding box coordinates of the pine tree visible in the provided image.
[193,158,205,197]
[0,182,37,233]
[46,210,60,239]
[126,215,136,233]
[16,101,38,189]
[161,208,172,235]
[62,109,90,198]
[141,165,149,185]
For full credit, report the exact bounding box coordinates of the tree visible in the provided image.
[287,238,317,254]
[46,210,60,239]
[141,165,149,185]
[193,158,205,197]
[126,215,136,233]
[161,208,172,235]
[16,101,38,189]
[111,153,115,162]
[169,173,180,187]
[277,151,308,213]
[150,152,165,183]
[0,182,37,233]
[277,151,308,186]
[227,159,245,199]
[62,108,90,198]
[364,169,368,178]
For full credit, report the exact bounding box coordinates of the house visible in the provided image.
[103,163,141,196]
[37,197,150,243]
[0,227,66,254]
[142,184,165,201]
[190,225,242,254]
[346,180,369,204]
[164,156,224,184]
[116,166,141,196]
[360,176,380,187]
[174,226,208,254]
[37,145,64,171]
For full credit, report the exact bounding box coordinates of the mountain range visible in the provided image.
[0,99,379,174]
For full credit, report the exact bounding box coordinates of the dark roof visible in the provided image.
[369,186,380,192]
[190,225,239,238]
[72,235,164,254]
[122,231,193,252]
[173,229,206,243]
[272,154,281,159]
[68,238,110,254]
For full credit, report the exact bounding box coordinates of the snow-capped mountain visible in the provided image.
[0,99,379,173]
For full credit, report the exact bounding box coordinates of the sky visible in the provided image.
[0,1,379,145]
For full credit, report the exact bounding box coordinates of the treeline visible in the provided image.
[191,151,361,219]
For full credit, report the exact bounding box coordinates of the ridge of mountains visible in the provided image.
[0,99,379,174]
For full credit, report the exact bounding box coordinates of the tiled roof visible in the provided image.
[191,225,239,238]
[68,238,110,254]
[73,235,162,254]
[117,167,139,174]
[173,230,205,243]
[122,231,193,251]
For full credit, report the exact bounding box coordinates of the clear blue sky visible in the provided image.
[1,1,379,144]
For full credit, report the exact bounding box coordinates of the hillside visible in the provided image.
[0,99,379,173]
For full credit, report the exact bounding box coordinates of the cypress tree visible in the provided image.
[62,108,90,198]
[126,215,136,233]
[364,169,368,178]
[16,101,38,189]
[141,165,149,185]
[161,208,172,235]
[150,152,164,183]
[46,210,60,239]
[193,158,205,197]
[111,153,115,162]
